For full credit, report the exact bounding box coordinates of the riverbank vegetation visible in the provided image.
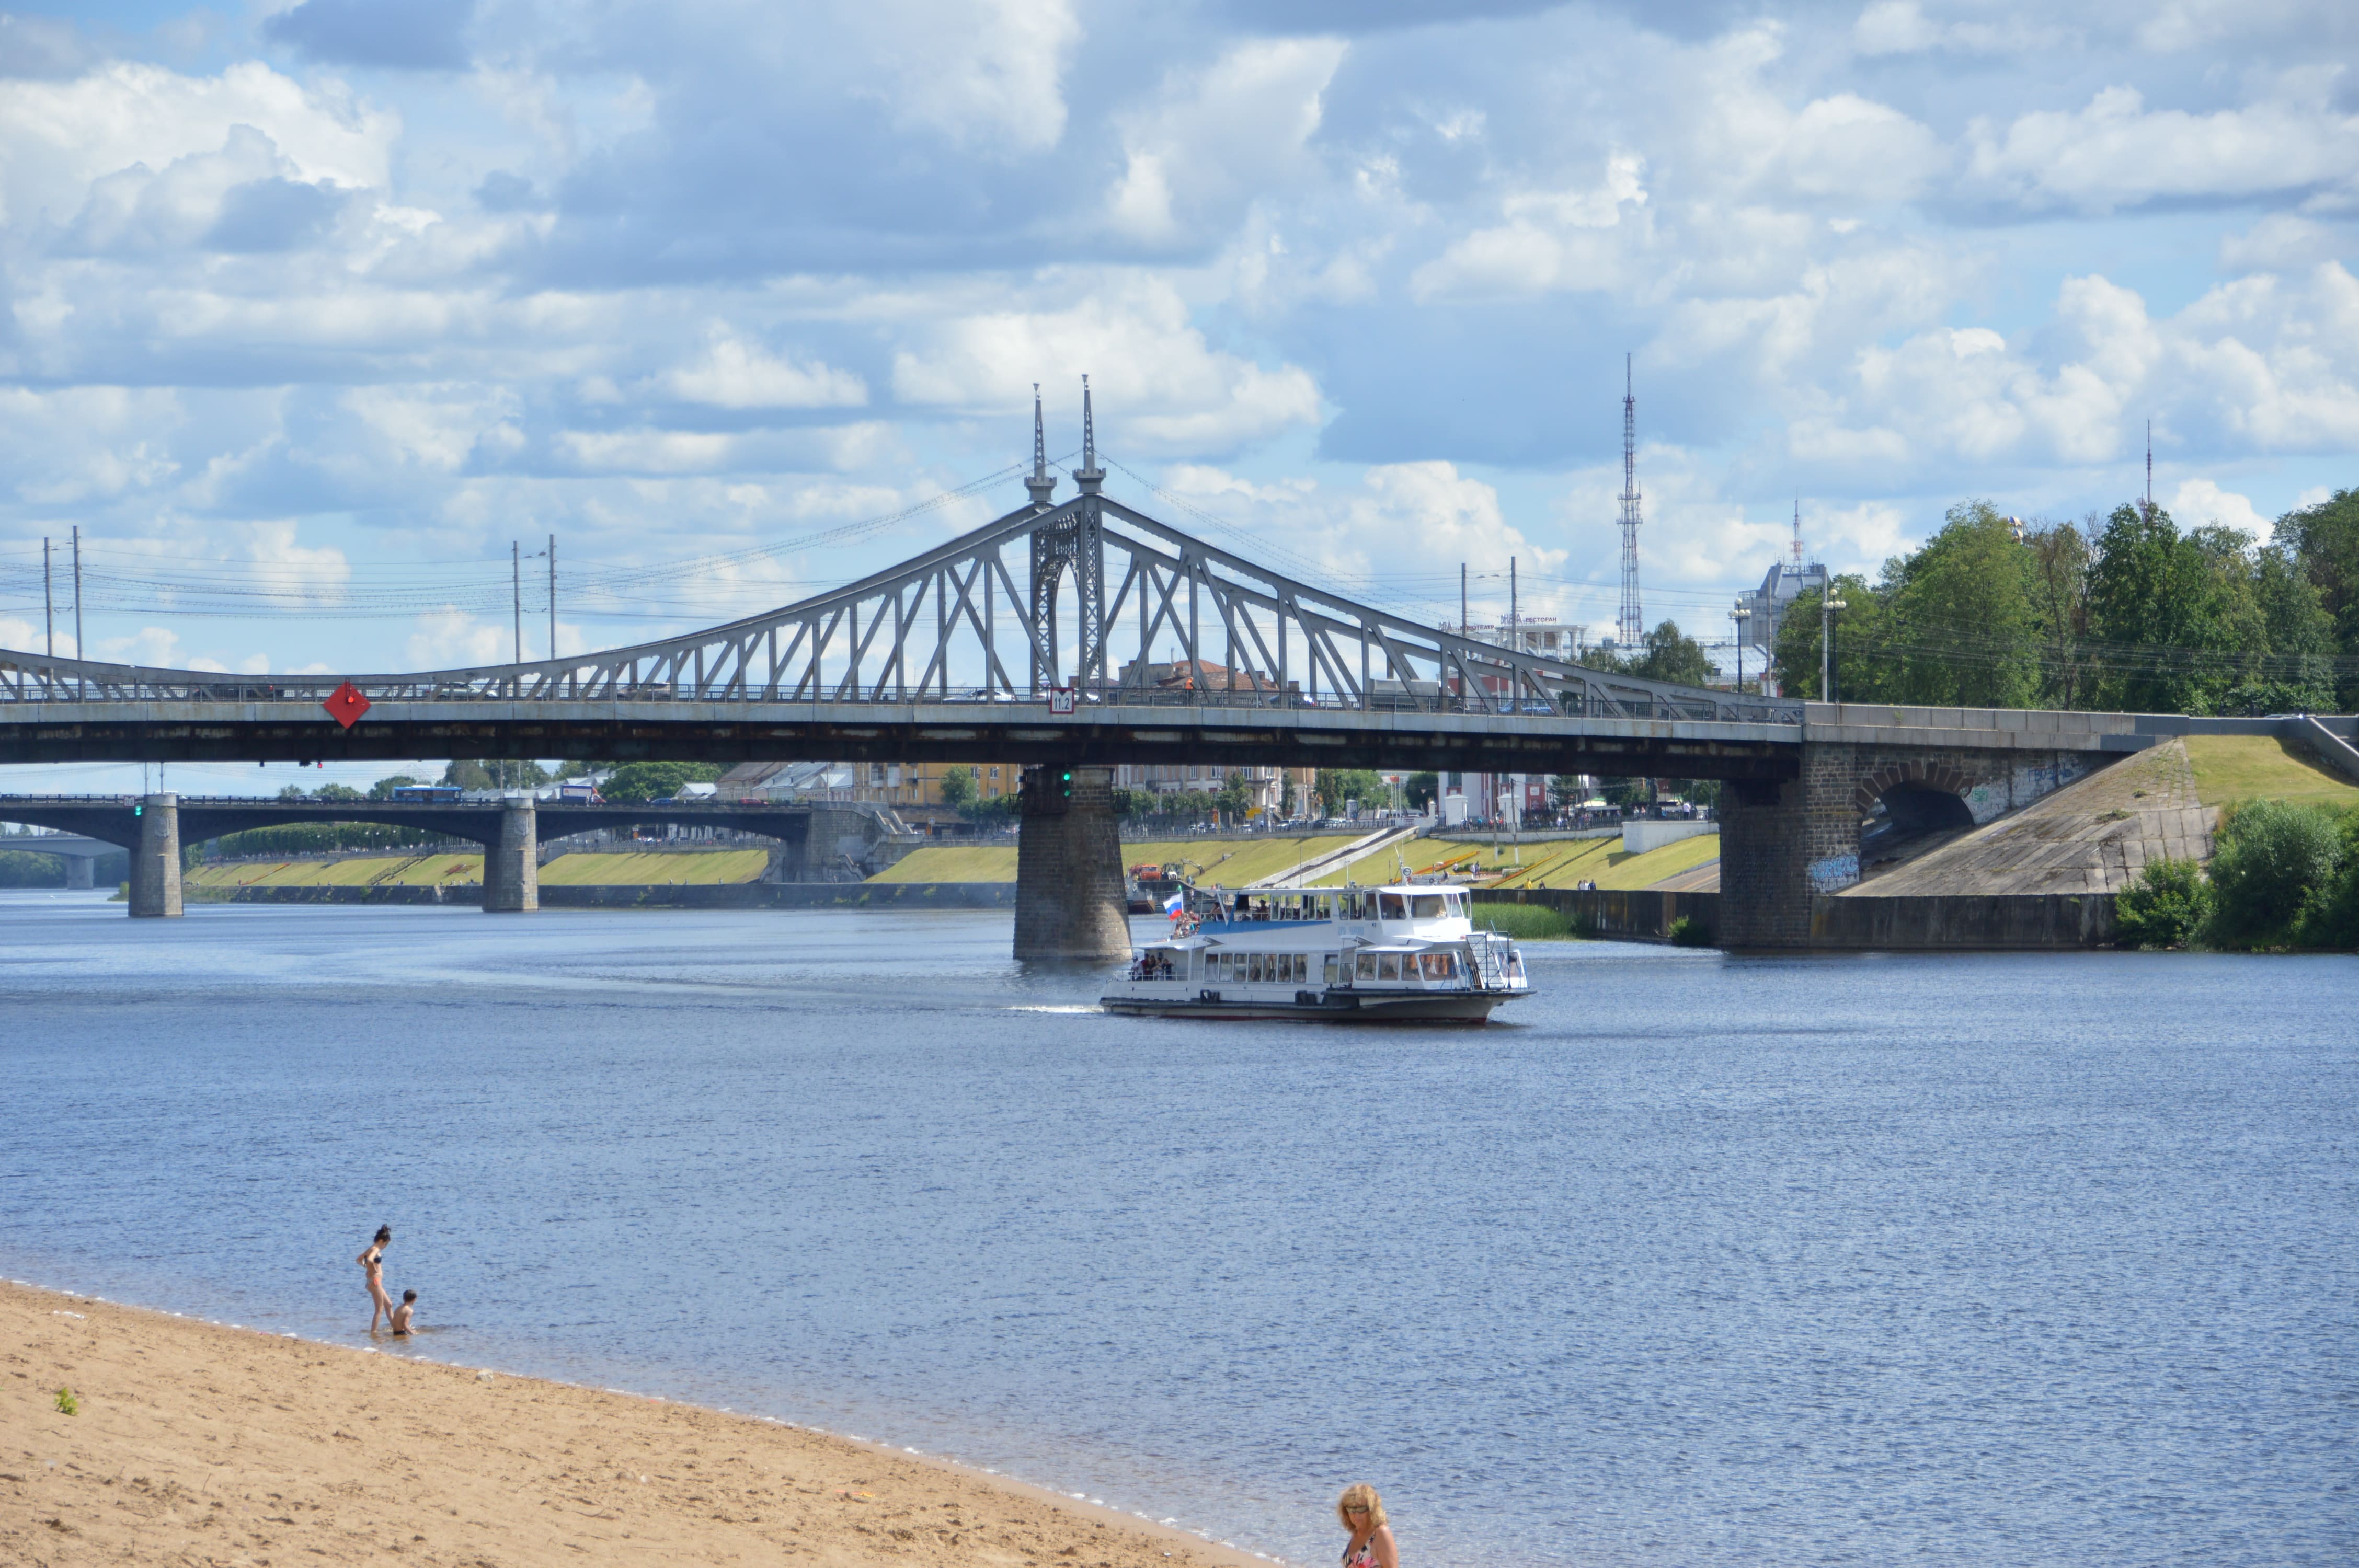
[1772,490,2359,714]
[2116,800,2359,950]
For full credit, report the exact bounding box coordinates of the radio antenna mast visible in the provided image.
[1618,354,1643,647]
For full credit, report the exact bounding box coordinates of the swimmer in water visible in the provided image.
[390,1289,417,1336]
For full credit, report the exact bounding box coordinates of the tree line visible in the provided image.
[1769,490,2359,714]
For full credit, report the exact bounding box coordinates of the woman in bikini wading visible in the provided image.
[1337,1483,1397,1568]
[357,1225,394,1332]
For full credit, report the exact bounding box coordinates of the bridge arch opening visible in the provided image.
[1854,762,1982,870]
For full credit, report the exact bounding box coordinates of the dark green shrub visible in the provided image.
[2114,857,2212,949]
[2207,800,2345,947]
[1667,914,1713,947]
[2293,812,2359,950]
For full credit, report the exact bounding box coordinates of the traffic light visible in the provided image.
[133,803,144,817]
[1058,768,1074,801]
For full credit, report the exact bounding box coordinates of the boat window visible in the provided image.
[1356,953,1377,979]
[1379,893,1407,920]
[1412,894,1445,918]
[1379,953,1402,981]
[1247,953,1263,982]
[1438,952,1458,977]
[1443,893,1462,917]
[1324,954,1340,984]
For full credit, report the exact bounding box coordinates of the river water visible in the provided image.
[1,890,2352,1565]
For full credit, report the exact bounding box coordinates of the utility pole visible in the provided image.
[2145,419,2154,518]
[547,533,556,662]
[72,525,83,664]
[512,540,522,665]
[43,537,53,656]
[1509,556,1518,649]
[1822,587,1847,704]
[1460,562,1467,636]
[1733,604,1750,693]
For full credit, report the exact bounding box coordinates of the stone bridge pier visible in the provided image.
[130,793,182,918]
[1012,764,1130,961]
[482,797,539,913]
[1719,731,2107,947]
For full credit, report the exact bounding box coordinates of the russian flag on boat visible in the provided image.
[1163,892,1186,916]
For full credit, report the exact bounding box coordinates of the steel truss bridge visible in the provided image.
[0,400,1804,782]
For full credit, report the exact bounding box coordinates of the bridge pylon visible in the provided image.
[483,796,539,913]
[130,793,182,918]
[1012,764,1128,961]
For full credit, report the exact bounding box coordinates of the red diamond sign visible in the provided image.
[323,681,371,729]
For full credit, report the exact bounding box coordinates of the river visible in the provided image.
[1,890,2352,1565]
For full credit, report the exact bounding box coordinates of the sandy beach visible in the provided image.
[2,1279,1270,1568]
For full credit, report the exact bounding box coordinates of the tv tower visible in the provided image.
[1617,354,1643,647]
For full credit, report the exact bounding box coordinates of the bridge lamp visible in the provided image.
[1822,593,1848,704]
[1732,604,1751,693]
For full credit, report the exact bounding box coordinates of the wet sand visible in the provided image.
[2,1279,1271,1567]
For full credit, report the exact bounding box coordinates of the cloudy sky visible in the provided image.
[2,0,2355,721]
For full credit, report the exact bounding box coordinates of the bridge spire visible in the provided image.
[1026,383,1058,508]
[1075,374,1105,495]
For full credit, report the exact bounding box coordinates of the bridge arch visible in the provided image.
[1853,759,1983,839]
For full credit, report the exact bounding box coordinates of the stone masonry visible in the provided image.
[129,792,182,918]
[1720,741,2103,948]
[1012,764,1130,960]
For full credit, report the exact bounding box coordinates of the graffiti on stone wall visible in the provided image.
[1957,753,2098,824]
[1807,851,1860,893]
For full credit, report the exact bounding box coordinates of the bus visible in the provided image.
[389,785,463,804]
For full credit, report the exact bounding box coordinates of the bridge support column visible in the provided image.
[483,797,539,913]
[66,856,94,890]
[1013,764,1129,961]
[130,793,182,918]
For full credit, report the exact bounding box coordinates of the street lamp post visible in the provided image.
[1822,590,1848,703]
[1732,604,1751,694]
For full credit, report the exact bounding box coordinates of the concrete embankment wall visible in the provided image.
[187,881,1016,910]
[1473,886,2117,950]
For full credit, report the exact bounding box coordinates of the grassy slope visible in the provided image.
[1300,831,1720,891]
[2185,735,2359,809]
[186,850,769,889]
[869,835,1362,886]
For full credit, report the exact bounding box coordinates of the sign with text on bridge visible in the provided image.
[1049,687,1077,714]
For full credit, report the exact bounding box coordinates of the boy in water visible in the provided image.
[390,1289,418,1336]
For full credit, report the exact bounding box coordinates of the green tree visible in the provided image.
[314,782,364,803]
[2274,486,2359,707]
[368,775,422,800]
[1404,771,1439,810]
[1770,575,1889,701]
[937,765,976,811]
[1546,774,1587,811]
[2208,800,2346,947]
[1627,620,1715,687]
[1882,500,2040,708]
[1314,768,1384,814]
[2023,517,2094,709]
[2239,544,2338,712]
[599,760,723,803]
[2084,503,2251,714]
[2114,858,2213,949]
[1214,773,1254,817]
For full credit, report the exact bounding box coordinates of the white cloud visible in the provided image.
[845,0,1080,155]
[1105,37,1347,245]
[660,331,867,409]
[1969,83,2359,213]
[889,276,1320,454]
[1853,1,2070,57]
[0,60,396,227]
[2169,478,2273,540]
[1412,153,1650,301]
[405,607,509,671]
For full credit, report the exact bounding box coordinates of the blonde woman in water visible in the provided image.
[1337,1484,1397,1568]
[357,1225,394,1331]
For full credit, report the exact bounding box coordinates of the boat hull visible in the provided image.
[1100,989,1525,1024]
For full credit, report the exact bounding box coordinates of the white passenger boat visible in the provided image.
[1103,883,1532,1024]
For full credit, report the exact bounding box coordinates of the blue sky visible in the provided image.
[1,0,2354,729]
